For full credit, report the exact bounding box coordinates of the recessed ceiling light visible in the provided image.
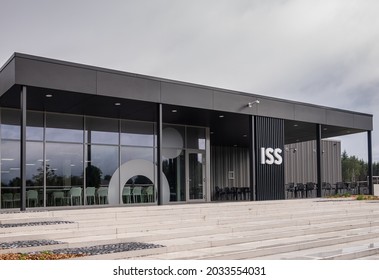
[114,102,121,106]
[210,131,214,134]
[233,144,238,147]
[171,109,177,113]
[294,124,298,127]
[323,128,328,131]
[243,134,247,137]
[219,115,224,118]
[45,94,53,98]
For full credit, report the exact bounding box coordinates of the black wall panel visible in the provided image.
[255,117,285,200]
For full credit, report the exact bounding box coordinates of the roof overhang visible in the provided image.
[0,53,373,147]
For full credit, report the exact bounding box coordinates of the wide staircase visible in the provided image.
[1,199,379,260]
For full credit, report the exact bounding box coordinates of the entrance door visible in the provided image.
[187,151,206,201]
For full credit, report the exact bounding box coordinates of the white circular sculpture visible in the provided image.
[162,127,183,159]
[108,159,170,205]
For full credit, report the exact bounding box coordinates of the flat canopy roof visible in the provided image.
[0,53,373,145]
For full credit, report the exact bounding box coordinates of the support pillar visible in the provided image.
[316,124,322,198]
[157,103,163,205]
[249,116,256,201]
[368,130,373,195]
[20,86,27,211]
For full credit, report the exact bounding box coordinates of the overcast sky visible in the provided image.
[1,0,378,160]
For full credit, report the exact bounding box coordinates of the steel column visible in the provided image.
[157,103,163,205]
[20,86,27,211]
[368,130,373,195]
[316,124,322,198]
[249,115,256,201]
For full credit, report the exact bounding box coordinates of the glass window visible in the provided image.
[27,111,44,141]
[26,141,44,207]
[163,150,186,202]
[86,145,119,189]
[121,120,155,147]
[1,140,20,209]
[123,175,155,204]
[46,143,83,206]
[186,126,206,150]
[85,117,119,145]
[1,140,20,187]
[121,146,154,164]
[1,109,20,140]
[46,113,83,143]
[162,125,185,149]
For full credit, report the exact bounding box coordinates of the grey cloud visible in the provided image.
[1,0,378,160]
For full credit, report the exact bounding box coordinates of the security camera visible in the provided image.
[248,100,260,107]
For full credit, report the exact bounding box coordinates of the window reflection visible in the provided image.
[26,142,44,207]
[46,113,83,143]
[1,109,20,140]
[1,140,20,209]
[46,143,83,206]
[86,117,119,145]
[187,126,206,150]
[123,175,155,204]
[121,120,155,147]
[121,146,154,164]
[163,150,186,202]
[1,140,20,187]
[27,111,44,141]
[86,145,118,188]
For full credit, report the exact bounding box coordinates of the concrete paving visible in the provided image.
[1,198,379,259]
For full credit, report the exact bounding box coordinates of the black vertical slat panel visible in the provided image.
[254,117,285,200]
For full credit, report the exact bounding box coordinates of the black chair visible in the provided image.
[336,182,346,195]
[214,186,225,200]
[306,182,316,198]
[230,187,238,200]
[347,182,357,195]
[286,183,295,199]
[321,182,331,197]
[224,187,231,200]
[296,183,305,198]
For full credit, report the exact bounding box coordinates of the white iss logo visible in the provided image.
[260,147,283,165]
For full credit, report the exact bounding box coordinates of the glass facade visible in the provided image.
[0,108,209,209]
[0,109,159,209]
[162,125,207,202]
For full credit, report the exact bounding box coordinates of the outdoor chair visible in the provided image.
[296,183,305,198]
[306,182,316,198]
[286,183,295,199]
[214,186,225,200]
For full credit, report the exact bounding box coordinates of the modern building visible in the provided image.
[0,53,373,210]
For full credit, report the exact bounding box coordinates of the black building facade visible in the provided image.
[0,53,373,210]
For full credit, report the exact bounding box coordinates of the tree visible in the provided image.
[85,165,102,188]
[341,151,369,182]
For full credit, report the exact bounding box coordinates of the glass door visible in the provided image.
[187,151,206,201]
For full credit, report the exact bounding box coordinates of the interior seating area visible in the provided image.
[122,185,155,204]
